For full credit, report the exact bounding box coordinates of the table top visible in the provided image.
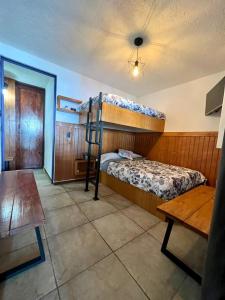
[157,185,215,238]
[0,170,45,238]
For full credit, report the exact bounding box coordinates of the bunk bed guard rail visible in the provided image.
[85,92,103,200]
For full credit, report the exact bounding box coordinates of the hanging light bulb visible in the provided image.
[128,37,145,78]
[132,61,139,77]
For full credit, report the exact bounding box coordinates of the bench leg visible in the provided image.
[161,218,202,285]
[0,226,46,282]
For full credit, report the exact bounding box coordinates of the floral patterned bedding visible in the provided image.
[107,159,206,200]
[78,93,166,120]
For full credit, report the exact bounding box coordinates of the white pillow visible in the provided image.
[118,149,133,160]
[131,152,142,159]
[101,152,120,164]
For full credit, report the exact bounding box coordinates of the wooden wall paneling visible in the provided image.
[55,123,220,186]
[55,122,76,181]
[102,129,135,153]
[134,132,220,187]
[54,122,136,182]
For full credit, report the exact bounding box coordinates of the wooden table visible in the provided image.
[0,170,45,281]
[157,185,215,284]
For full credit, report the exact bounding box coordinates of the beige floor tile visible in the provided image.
[98,184,115,197]
[33,169,46,175]
[59,253,147,300]
[121,205,160,230]
[93,211,144,251]
[34,172,49,181]
[41,192,75,211]
[0,243,56,300]
[36,180,52,187]
[148,222,207,274]
[68,190,94,203]
[0,243,39,273]
[44,205,88,237]
[0,226,46,258]
[62,181,87,192]
[48,223,111,285]
[102,194,133,209]
[41,289,60,300]
[0,230,36,257]
[172,277,201,300]
[38,185,65,197]
[116,233,186,300]
[79,200,117,221]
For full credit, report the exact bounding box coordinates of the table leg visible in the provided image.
[161,218,202,284]
[0,226,45,282]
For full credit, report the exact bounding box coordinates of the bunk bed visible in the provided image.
[80,93,207,218]
[79,92,165,132]
[79,92,166,201]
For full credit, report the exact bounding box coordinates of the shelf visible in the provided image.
[57,108,81,114]
[57,95,82,104]
[57,95,83,115]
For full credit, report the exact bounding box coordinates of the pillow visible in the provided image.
[118,149,133,160]
[100,152,120,165]
[131,152,142,159]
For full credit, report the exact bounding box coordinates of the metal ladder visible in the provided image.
[84,92,103,200]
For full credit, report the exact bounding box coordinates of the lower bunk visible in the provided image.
[100,153,207,220]
[100,171,165,220]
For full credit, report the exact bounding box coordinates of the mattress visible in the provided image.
[78,93,166,120]
[106,159,206,200]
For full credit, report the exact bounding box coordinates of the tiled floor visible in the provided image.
[0,169,207,300]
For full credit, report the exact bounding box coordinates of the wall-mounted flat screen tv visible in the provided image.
[205,77,225,115]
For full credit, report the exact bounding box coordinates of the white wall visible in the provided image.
[0,42,134,173]
[44,78,55,176]
[138,71,225,132]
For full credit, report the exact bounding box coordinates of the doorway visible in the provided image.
[0,57,57,180]
[15,82,45,169]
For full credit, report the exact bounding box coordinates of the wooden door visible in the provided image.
[15,83,45,169]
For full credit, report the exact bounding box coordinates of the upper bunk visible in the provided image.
[79,93,165,132]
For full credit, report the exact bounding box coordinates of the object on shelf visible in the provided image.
[57,95,82,114]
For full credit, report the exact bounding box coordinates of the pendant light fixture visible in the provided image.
[128,37,145,78]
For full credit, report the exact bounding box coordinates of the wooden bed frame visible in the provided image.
[80,102,165,132]
[100,171,166,220]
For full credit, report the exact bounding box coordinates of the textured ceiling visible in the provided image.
[0,0,225,96]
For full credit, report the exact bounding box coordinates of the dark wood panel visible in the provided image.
[134,132,220,187]
[0,170,44,238]
[4,78,16,170]
[15,83,45,169]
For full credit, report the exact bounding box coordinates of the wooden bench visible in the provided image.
[157,185,215,284]
[0,170,45,281]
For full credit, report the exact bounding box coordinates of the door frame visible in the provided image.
[0,56,57,182]
[15,81,45,170]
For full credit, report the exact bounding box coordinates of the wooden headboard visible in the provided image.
[134,132,220,187]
